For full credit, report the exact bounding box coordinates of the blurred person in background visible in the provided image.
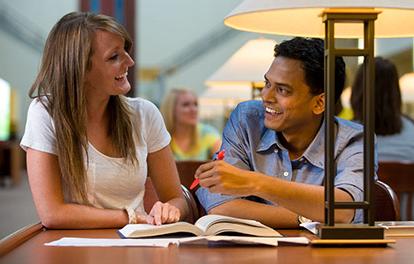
[161,88,221,161]
[351,57,414,161]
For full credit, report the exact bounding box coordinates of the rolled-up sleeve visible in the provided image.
[334,129,378,223]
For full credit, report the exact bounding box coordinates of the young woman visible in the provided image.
[160,89,221,161]
[21,12,188,229]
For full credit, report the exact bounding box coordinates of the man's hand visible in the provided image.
[195,160,256,196]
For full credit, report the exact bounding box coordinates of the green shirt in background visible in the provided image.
[171,123,221,161]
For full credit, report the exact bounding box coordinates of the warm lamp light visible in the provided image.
[205,38,277,99]
[224,0,414,240]
[201,85,252,100]
[205,38,276,86]
[400,72,414,117]
[0,78,11,141]
[224,0,414,38]
[400,72,414,102]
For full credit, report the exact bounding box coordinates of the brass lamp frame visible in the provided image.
[319,9,383,239]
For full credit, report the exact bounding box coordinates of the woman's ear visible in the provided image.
[313,93,325,115]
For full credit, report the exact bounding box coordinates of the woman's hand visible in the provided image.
[146,201,181,225]
[195,160,256,196]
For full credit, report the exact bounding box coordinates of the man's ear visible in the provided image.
[313,93,325,115]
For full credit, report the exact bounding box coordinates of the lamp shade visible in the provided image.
[205,38,277,87]
[224,0,414,38]
[400,72,414,102]
[201,85,252,100]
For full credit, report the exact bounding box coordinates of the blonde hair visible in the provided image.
[160,88,198,147]
[29,12,137,203]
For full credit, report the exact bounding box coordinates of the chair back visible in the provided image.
[176,160,207,217]
[374,180,400,221]
[378,161,414,220]
[175,161,205,189]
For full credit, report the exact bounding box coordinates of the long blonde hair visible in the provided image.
[160,88,198,148]
[29,12,137,203]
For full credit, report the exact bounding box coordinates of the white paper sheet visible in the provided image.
[299,221,320,235]
[45,236,309,248]
[45,237,179,247]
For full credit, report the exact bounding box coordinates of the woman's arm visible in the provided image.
[27,148,132,229]
[147,145,189,225]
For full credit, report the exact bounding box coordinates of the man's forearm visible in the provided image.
[254,173,354,223]
[208,199,299,228]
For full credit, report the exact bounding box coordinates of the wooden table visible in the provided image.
[1,223,413,264]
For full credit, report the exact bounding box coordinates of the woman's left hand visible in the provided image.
[147,201,181,225]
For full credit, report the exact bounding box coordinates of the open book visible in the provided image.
[118,214,281,238]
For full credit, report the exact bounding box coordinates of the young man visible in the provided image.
[195,37,366,228]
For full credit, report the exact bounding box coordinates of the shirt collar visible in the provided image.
[256,127,294,154]
[256,120,327,169]
[257,128,279,152]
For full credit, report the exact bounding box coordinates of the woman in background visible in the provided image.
[160,89,221,161]
[21,12,187,229]
[351,57,414,161]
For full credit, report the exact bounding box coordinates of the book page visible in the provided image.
[195,214,281,237]
[119,222,203,238]
[205,222,281,237]
[195,214,271,232]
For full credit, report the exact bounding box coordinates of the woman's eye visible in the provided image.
[109,54,119,60]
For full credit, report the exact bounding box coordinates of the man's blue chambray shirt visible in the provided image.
[196,100,376,223]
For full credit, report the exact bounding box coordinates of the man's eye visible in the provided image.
[277,87,289,95]
[265,80,271,88]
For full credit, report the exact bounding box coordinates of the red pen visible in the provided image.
[190,150,225,190]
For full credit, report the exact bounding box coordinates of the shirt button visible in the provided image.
[283,171,289,177]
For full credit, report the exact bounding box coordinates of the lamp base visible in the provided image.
[317,224,384,239]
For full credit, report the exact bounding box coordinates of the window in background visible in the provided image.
[0,78,11,141]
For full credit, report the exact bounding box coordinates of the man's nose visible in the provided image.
[261,86,273,101]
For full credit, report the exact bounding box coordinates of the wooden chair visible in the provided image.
[175,161,205,190]
[374,180,400,221]
[144,178,199,224]
[176,160,207,217]
[378,161,414,220]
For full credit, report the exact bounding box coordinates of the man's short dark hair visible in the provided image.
[274,37,345,102]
